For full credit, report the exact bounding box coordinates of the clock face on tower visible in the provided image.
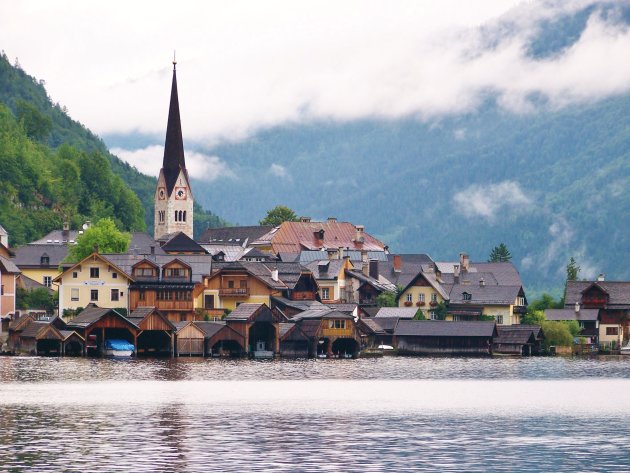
[158,188,166,200]
[175,187,187,200]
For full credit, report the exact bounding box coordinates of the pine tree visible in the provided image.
[488,243,512,262]
[566,257,581,281]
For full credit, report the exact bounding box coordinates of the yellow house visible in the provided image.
[397,270,449,319]
[445,282,526,325]
[305,258,354,303]
[196,262,286,313]
[54,252,133,316]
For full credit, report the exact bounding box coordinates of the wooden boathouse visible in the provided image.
[127,307,176,356]
[394,320,497,355]
[67,306,140,356]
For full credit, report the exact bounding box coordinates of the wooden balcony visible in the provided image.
[219,287,250,297]
[322,327,353,338]
[155,300,194,311]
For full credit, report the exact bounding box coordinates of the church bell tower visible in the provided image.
[154,60,194,240]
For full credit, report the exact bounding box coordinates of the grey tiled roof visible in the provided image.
[201,244,247,262]
[291,308,353,321]
[271,297,327,312]
[224,303,265,321]
[565,280,630,306]
[494,326,537,345]
[20,321,49,338]
[395,320,497,337]
[545,308,599,322]
[375,307,418,319]
[298,250,388,263]
[13,244,69,268]
[194,321,226,338]
[380,254,433,288]
[103,253,214,284]
[305,259,345,280]
[447,284,522,305]
[67,307,134,329]
[159,232,207,253]
[199,226,273,245]
[0,255,20,273]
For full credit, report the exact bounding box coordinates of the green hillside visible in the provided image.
[0,53,227,244]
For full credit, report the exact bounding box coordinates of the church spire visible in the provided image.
[162,59,186,195]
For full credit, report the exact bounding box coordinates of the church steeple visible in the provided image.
[154,59,194,241]
[162,60,187,196]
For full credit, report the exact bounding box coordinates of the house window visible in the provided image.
[322,288,330,300]
[111,289,119,302]
[406,293,413,302]
[72,272,78,279]
[135,268,154,277]
[431,293,438,303]
[90,289,98,301]
[329,319,346,329]
[40,255,50,265]
[90,267,99,278]
[418,293,425,302]
[240,280,247,288]
[430,312,438,320]
[1,285,4,295]
[606,327,619,336]
[43,276,52,288]
[139,290,145,301]
[71,288,79,301]
[496,315,504,324]
[516,297,525,306]
[112,272,117,279]
[166,268,182,277]
[463,292,471,301]
[228,280,234,288]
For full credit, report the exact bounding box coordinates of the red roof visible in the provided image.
[256,221,385,254]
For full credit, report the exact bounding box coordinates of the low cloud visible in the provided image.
[5,1,630,142]
[269,163,290,179]
[111,146,234,182]
[453,180,532,221]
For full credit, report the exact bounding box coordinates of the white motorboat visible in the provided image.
[104,339,134,357]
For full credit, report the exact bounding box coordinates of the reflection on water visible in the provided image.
[1,357,630,472]
[2,355,630,382]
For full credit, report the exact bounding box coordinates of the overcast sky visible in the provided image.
[2,0,630,173]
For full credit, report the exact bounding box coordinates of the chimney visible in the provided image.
[575,302,580,313]
[460,252,470,272]
[362,262,369,276]
[271,268,279,282]
[92,244,99,254]
[327,217,337,223]
[338,247,344,260]
[597,273,605,282]
[453,264,460,284]
[355,225,365,243]
[479,277,485,287]
[369,260,379,280]
[393,255,402,273]
[62,220,70,237]
[300,216,311,223]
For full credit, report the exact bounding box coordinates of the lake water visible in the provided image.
[1,356,630,472]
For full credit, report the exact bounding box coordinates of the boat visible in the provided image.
[621,341,630,355]
[253,340,274,359]
[104,339,135,357]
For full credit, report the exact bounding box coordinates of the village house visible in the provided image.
[304,257,354,303]
[201,261,320,317]
[562,276,630,349]
[54,252,132,316]
[251,217,387,255]
[545,303,599,344]
[394,320,497,355]
[102,252,214,323]
[281,307,361,357]
[0,236,19,334]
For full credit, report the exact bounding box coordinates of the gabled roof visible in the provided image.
[254,221,386,253]
[66,306,137,330]
[127,307,176,331]
[13,244,70,268]
[447,284,522,305]
[194,321,227,338]
[494,326,537,345]
[375,307,418,319]
[0,254,20,274]
[53,252,133,283]
[305,259,345,280]
[437,261,524,287]
[295,319,323,338]
[395,320,497,337]
[291,308,353,321]
[17,274,53,293]
[380,254,433,288]
[565,280,630,307]
[199,226,273,245]
[158,232,207,254]
[224,303,275,323]
[8,314,34,331]
[271,296,328,312]
[545,308,599,322]
[102,253,214,284]
[345,269,396,293]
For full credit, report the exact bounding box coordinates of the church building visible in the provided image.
[154,61,194,240]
